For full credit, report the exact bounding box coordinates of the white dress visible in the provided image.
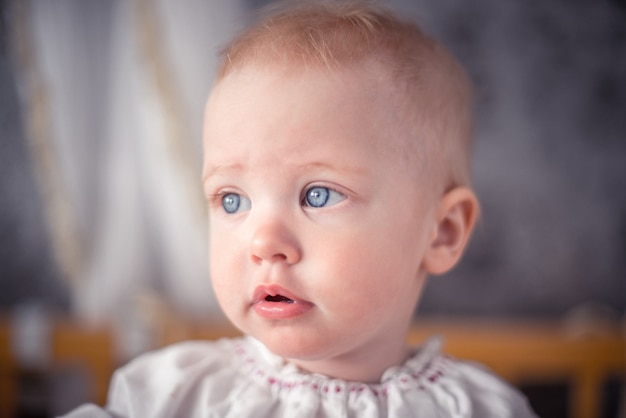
[65,336,537,417]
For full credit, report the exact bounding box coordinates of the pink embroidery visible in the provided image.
[233,339,451,398]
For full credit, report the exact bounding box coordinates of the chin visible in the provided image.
[256,329,335,362]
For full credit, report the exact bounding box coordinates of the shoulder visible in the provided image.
[396,339,537,417]
[449,359,536,417]
[117,338,235,377]
[429,355,537,416]
[106,337,246,417]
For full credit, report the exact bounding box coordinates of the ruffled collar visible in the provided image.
[232,336,453,400]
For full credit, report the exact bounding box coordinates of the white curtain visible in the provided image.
[11,0,245,332]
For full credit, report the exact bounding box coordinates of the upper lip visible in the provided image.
[252,284,312,305]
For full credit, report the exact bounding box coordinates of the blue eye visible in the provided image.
[304,186,345,208]
[221,193,250,214]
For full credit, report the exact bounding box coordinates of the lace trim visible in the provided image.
[231,337,454,399]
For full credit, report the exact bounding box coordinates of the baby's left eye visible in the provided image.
[303,186,346,208]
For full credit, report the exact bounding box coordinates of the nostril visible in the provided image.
[249,224,301,264]
[251,253,287,265]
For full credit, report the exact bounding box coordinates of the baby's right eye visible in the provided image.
[221,193,251,214]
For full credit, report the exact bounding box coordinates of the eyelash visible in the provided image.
[208,191,237,210]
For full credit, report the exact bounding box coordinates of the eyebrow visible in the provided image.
[202,160,367,183]
[298,161,368,177]
[202,163,244,183]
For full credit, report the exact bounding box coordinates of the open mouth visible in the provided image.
[264,294,294,303]
[252,285,313,319]
[253,285,305,305]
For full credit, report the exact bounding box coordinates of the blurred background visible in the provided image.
[0,0,624,417]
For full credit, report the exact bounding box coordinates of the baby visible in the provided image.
[64,1,536,417]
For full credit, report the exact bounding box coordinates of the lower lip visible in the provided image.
[253,301,314,320]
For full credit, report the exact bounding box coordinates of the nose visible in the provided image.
[250,221,302,265]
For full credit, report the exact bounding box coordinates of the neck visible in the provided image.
[288,334,412,383]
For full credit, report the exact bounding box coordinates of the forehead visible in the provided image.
[208,62,387,112]
[203,63,428,185]
[204,62,417,156]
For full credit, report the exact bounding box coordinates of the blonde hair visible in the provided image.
[216,0,473,190]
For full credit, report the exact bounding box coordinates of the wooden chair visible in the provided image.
[51,319,115,406]
[0,322,16,418]
[0,318,114,418]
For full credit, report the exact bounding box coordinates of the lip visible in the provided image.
[251,285,314,320]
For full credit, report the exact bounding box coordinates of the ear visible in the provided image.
[422,187,480,276]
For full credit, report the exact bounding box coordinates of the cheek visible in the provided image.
[209,226,244,306]
[311,228,421,315]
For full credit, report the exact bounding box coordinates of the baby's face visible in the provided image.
[203,64,438,380]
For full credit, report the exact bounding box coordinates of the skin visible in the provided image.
[202,63,478,382]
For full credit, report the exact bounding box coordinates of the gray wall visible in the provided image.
[404,0,626,316]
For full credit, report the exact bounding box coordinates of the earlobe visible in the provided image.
[423,187,480,276]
